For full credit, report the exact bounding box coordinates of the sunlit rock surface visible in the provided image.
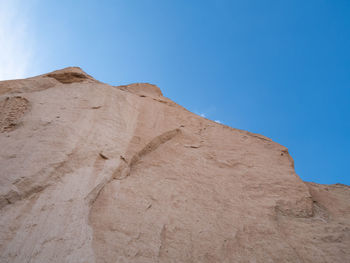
[0,68,349,263]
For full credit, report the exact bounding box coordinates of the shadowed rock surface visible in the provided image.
[0,67,349,263]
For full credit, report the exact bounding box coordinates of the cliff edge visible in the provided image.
[0,68,349,263]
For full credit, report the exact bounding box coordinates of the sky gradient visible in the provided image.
[1,0,349,185]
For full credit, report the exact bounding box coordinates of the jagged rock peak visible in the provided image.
[44,67,97,84]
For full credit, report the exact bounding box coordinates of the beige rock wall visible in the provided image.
[0,68,349,263]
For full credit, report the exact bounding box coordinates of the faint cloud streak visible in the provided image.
[0,0,35,80]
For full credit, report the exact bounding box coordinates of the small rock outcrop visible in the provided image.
[0,67,349,263]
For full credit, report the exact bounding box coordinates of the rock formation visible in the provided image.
[0,67,349,263]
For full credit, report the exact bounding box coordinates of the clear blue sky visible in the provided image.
[1,0,349,185]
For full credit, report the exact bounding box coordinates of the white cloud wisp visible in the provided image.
[0,0,35,80]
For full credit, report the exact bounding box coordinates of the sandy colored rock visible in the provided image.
[0,67,349,263]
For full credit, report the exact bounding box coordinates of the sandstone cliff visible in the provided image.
[0,67,349,263]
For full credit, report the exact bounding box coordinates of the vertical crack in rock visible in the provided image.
[158,224,167,261]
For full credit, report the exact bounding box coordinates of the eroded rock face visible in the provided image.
[0,96,30,133]
[0,67,349,263]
